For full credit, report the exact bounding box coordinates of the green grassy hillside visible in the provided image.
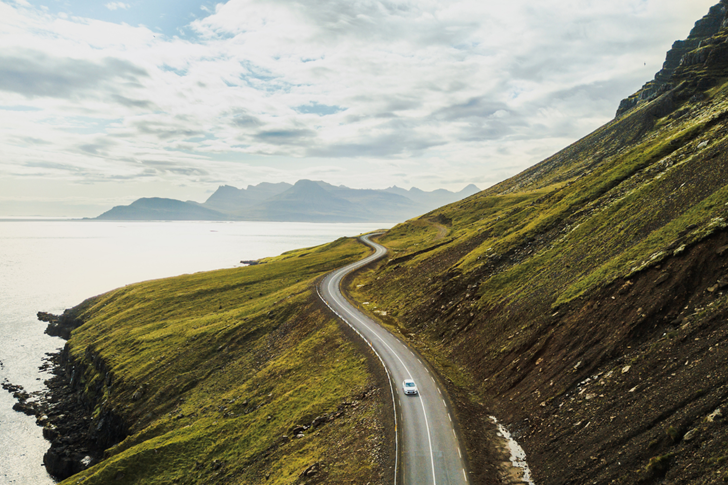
[50,4,728,485]
[348,5,728,484]
[60,237,391,485]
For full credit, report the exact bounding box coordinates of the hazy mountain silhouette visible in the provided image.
[95,180,481,222]
[240,179,364,222]
[96,198,229,221]
[202,182,293,214]
[383,184,481,211]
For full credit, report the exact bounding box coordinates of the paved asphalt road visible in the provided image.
[318,233,469,485]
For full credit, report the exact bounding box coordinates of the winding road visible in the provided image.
[317,233,469,485]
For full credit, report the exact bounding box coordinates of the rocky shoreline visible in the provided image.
[37,309,86,340]
[1,308,127,481]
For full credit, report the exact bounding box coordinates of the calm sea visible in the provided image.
[0,219,389,484]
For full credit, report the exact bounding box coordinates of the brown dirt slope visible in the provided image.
[348,3,728,484]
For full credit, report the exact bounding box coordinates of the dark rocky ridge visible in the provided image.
[616,0,728,117]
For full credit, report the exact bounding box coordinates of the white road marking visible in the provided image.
[320,234,460,485]
[316,248,402,485]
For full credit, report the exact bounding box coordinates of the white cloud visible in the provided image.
[105,2,130,11]
[0,0,720,216]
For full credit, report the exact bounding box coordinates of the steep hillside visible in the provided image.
[617,1,728,117]
[348,4,728,484]
[44,238,392,485]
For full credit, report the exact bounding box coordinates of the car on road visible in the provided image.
[402,379,418,395]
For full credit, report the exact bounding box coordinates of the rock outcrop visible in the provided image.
[2,346,127,480]
[9,300,129,480]
[616,0,728,117]
[38,297,96,340]
[39,345,128,480]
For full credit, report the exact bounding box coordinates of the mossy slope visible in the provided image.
[61,237,390,485]
[349,5,728,484]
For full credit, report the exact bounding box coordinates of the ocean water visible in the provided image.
[0,220,389,484]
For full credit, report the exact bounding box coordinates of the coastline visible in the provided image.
[2,306,127,481]
[0,220,392,483]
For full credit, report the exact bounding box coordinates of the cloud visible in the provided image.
[105,2,130,11]
[110,95,157,110]
[230,112,263,128]
[0,0,721,216]
[255,128,316,144]
[110,116,206,142]
[296,103,345,116]
[432,97,511,122]
[23,160,88,173]
[0,49,148,100]
[142,160,211,177]
[308,128,448,158]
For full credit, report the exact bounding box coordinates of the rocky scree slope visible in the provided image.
[348,4,728,484]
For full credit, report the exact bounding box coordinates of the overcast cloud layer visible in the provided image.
[0,0,718,216]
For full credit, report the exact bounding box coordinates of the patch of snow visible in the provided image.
[490,416,535,484]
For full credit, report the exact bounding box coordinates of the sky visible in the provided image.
[0,0,719,217]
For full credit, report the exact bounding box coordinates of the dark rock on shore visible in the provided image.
[38,296,98,340]
[40,345,128,480]
[2,381,42,416]
[36,311,58,323]
[38,310,84,340]
[12,401,37,416]
[2,343,128,481]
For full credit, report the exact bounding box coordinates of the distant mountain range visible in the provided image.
[95,180,481,222]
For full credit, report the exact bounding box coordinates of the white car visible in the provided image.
[402,379,418,395]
